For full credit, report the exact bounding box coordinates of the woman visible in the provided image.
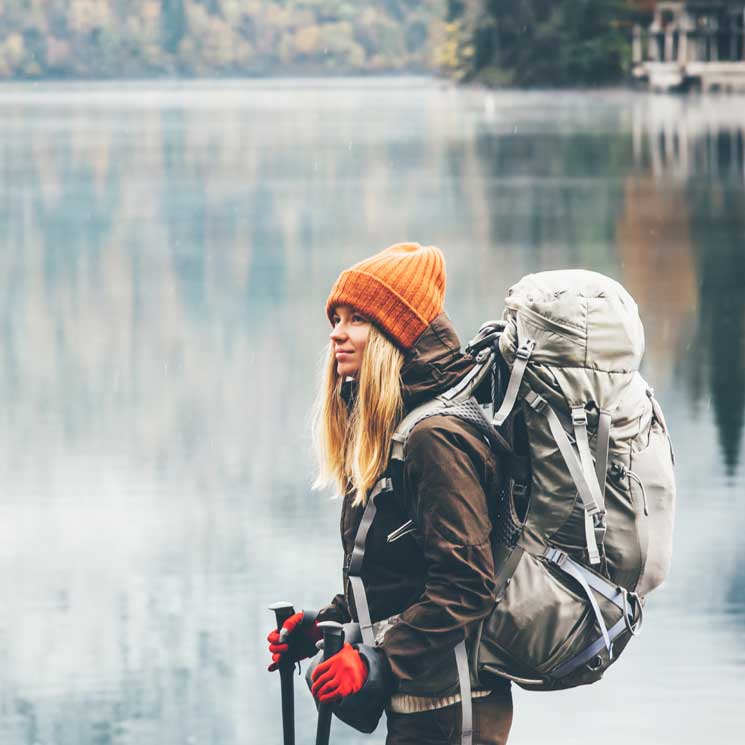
[267,243,512,745]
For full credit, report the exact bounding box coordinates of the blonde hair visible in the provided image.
[312,325,404,507]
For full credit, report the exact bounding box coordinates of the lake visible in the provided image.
[0,78,743,744]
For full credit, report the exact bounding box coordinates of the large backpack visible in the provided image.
[391,269,676,692]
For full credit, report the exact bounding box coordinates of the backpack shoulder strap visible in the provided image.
[390,353,495,462]
[390,397,448,462]
[391,396,501,463]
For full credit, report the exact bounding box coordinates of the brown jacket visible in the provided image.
[317,313,500,698]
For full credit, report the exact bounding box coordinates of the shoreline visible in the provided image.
[0,74,743,97]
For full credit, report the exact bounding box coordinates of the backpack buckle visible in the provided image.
[571,407,588,426]
[465,321,503,355]
[544,546,567,566]
[527,392,546,412]
[593,512,607,551]
[622,590,644,636]
[516,339,536,361]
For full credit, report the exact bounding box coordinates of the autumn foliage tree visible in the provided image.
[0,0,446,78]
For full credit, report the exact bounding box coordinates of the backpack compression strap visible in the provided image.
[544,547,643,680]
[595,409,612,502]
[485,330,611,565]
[525,391,607,566]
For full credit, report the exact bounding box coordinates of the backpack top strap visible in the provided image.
[492,338,535,427]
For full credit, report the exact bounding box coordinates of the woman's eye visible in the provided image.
[353,315,366,323]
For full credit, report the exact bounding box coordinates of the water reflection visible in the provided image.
[0,81,743,744]
[631,96,745,184]
[626,96,745,475]
[688,188,745,476]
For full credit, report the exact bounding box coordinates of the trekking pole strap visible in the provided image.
[454,641,473,745]
[492,339,535,427]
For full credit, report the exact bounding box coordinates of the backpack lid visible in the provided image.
[499,270,645,375]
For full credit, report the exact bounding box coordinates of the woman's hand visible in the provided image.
[267,611,322,671]
[310,643,368,703]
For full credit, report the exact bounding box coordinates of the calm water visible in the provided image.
[0,78,743,744]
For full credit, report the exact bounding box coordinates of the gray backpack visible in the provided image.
[392,269,676,691]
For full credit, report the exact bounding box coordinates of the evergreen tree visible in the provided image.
[442,0,644,86]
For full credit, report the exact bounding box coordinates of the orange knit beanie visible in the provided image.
[326,242,446,350]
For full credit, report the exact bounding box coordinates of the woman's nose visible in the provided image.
[330,325,347,342]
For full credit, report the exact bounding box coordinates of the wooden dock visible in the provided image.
[633,2,745,92]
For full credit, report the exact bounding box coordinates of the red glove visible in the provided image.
[267,612,322,672]
[310,643,368,703]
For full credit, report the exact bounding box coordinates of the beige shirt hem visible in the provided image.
[389,688,493,714]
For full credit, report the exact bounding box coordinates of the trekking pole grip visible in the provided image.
[269,601,296,745]
[269,601,296,640]
[315,621,345,745]
[318,620,345,660]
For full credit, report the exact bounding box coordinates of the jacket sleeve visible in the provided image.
[316,592,352,624]
[379,418,497,685]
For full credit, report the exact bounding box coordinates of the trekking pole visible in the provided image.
[315,621,345,745]
[269,601,296,745]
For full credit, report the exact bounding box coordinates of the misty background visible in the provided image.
[0,2,744,745]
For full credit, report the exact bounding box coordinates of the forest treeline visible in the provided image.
[441,0,646,86]
[0,0,666,83]
[0,0,446,78]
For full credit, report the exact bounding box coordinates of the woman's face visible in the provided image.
[330,304,371,378]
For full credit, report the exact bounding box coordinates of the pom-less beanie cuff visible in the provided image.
[326,242,446,350]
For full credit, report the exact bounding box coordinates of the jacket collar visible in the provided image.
[400,313,475,412]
